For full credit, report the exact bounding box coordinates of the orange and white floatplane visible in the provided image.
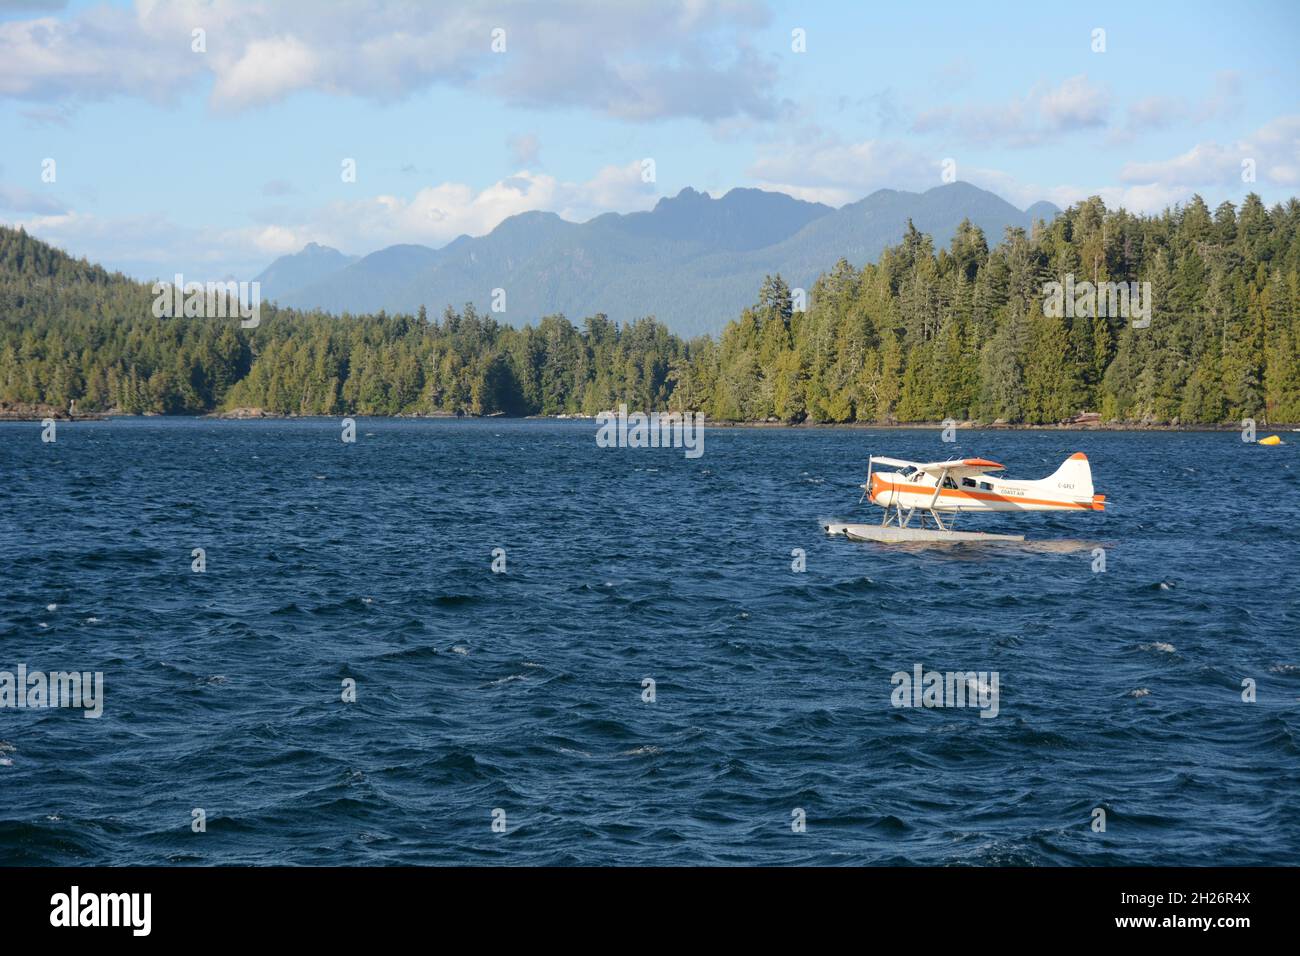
[823,453,1105,543]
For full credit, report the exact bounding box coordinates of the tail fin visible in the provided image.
[1047,452,1095,501]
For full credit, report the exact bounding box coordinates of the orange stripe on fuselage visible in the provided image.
[873,479,1103,510]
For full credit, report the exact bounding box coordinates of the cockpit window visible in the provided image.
[941,477,958,489]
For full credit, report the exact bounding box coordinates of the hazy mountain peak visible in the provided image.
[254,242,359,303]
[657,186,709,207]
[258,182,1059,336]
[1025,200,1063,221]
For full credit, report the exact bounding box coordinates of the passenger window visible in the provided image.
[961,477,977,488]
[979,481,993,490]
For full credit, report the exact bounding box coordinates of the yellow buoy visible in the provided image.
[1259,434,1283,445]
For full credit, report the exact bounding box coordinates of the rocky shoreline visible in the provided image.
[2,403,1293,431]
[0,402,109,421]
[704,418,1292,432]
[212,406,464,420]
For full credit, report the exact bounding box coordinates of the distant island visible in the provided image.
[2,190,1297,427]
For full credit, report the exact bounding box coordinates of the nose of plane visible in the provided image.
[870,471,884,503]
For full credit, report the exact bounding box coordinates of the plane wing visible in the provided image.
[873,456,1007,478]
[870,456,924,470]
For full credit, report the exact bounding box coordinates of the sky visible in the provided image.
[1,0,1298,281]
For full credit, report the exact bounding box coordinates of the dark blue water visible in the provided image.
[1,419,1297,865]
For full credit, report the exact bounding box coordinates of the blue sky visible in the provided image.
[2,0,1297,280]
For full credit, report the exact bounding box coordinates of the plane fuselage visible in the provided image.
[869,468,1103,513]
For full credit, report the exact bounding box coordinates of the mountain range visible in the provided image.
[256,181,1060,337]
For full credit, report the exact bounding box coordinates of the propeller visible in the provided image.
[859,455,873,504]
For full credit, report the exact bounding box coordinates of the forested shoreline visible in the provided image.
[3,192,1299,425]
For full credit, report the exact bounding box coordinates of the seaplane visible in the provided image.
[823,453,1105,543]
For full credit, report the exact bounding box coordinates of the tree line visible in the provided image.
[2,191,1298,423]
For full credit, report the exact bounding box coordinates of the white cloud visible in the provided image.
[0,181,66,214]
[963,165,1194,216]
[1120,115,1300,188]
[244,224,305,257]
[747,137,936,204]
[1124,95,1189,130]
[0,0,776,121]
[0,209,242,279]
[210,35,320,111]
[1110,72,1248,144]
[912,74,1111,147]
[288,162,658,249]
[0,8,196,101]
[742,136,1188,217]
[6,161,661,279]
[1038,74,1109,130]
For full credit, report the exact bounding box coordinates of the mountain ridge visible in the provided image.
[257,182,1059,335]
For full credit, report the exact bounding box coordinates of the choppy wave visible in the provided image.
[0,419,1297,865]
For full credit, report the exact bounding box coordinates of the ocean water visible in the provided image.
[1,418,1297,866]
